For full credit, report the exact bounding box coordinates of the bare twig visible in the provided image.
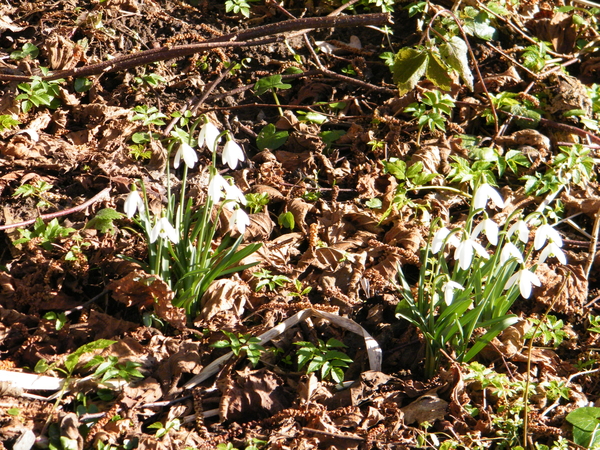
[0,14,391,83]
[586,209,600,279]
[0,187,111,231]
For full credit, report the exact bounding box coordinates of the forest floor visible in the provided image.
[0,0,600,449]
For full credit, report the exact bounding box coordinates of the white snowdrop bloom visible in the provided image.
[442,281,464,306]
[231,208,250,234]
[199,121,221,153]
[222,139,245,170]
[534,224,563,250]
[472,218,499,245]
[224,183,247,210]
[173,142,198,169]
[539,242,567,265]
[505,268,541,299]
[431,227,460,254]
[473,183,505,211]
[454,238,489,271]
[508,220,529,244]
[208,174,229,203]
[500,242,524,265]
[124,189,144,219]
[150,217,179,244]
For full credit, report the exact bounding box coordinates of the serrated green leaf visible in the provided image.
[392,48,428,95]
[425,52,453,92]
[440,37,473,91]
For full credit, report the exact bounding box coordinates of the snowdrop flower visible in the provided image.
[124,189,144,219]
[198,121,221,153]
[208,174,229,203]
[224,183,247,210]
[472,218,499,245]
[505,268,541,299]
[230,208,250,234]
[473,183,505,211]
[173,142,198,169]
[508,220,529,244]
[500,242,524,265]
[222,139,245,170]
[431,227,460,254]
[442,281,464,306]
[150,217,179,244]
[539,242,567,265]
[534,224,563,250]
[454,237,489,270]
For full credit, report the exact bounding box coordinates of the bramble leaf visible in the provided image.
[392,47,428,95]
[440,36,473,90]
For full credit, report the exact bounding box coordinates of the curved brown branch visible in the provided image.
[0,187,111,231]
[0,14,392,82]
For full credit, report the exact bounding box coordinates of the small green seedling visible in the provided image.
[256,123,288,150]
[211,331,266,367]
[253,269,292,292]
[278,211,295,230]
[225,0,258,18]
[13,180,54,209]
[295,338,353,384]
[245,192,270,214]
[404,90,455,144]
[130,105,167,127]
[44,312,68,331]
[148,418,181,439]
[85,355,144,382]
[85,208,123,234]
[524,315,568,348]
[13,217,76,250]
[16,74,65,113]
[0,114,20,132]
[254,75,292,116]
[10,43,39,60]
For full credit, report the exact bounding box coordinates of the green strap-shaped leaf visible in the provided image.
[440,36,474,91]
[392,47,429,96]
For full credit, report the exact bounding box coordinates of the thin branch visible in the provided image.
[0,14,391,82]
[0,187,111,231]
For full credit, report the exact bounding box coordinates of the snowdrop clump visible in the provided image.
[123,116,259,317]
[396,182,568,377]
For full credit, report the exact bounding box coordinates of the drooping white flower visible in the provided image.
[431,227,460,254]
[124,189,144,219]
[224,183,247,210]
[208,174,229,203]
[442,281,464,306]
[222,139,245,170]
[454,238,489,270]
[539,242,567,265]
[473,183,505,211]
[230,208,250,234]
[534,224,563,250]
[150,217,179,244]
[505,268,541,299]
[198,121,221,153]
[472,218,499,245]
[500,242,524,265]
[508,220,529,244]
[173,142,198,169]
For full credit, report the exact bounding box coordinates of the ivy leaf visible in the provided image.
[425,52,453,92]
[441,36,474,91]
[392,47,428,95]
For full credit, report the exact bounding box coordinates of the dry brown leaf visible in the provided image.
[198,277,250,322]
[401,394,448,425]
[534,265,587,316]
[220,367,291,422]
